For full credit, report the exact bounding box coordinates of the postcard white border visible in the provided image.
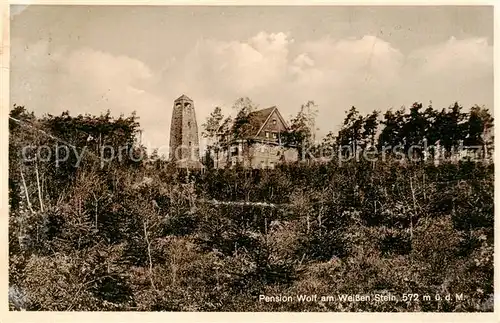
[1,1,498,322]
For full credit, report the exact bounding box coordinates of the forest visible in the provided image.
[8,99,494,312]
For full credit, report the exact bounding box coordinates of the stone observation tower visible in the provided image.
[169,94,202,168]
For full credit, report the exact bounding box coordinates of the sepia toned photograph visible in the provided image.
[7,4,494,313]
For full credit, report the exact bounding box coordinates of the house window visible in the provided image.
[187,121,191,127]
[272,132,278,139]
[232,160,237,166]
[261,160,265,168]
[265,131,269,138]
[231,146,238,157]
[189,141,192,146]
[272,119,277,125]
[260,146,265,153]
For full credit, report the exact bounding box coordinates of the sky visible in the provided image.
[10,5,494,153]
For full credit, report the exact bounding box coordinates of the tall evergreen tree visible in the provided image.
[201,107,224,168]
[282,101,318,160]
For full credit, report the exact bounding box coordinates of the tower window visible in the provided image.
[231,146,238,157]
[189,141,192,146]
[188,121,191,127]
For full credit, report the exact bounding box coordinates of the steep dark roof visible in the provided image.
[247,106,276,135]
[216,106,275,135]
[216,106,288,141]
[175,94,193,102]
[248,107,275,125]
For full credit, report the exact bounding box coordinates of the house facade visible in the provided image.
[213,106,298,169]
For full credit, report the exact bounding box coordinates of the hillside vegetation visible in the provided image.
[8,101,494,311]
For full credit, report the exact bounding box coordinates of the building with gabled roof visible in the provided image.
[213,106,298,169]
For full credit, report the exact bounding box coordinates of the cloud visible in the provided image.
[157,32,293,99]
[397,37,493,112]
[11,32,493,151]
[183,33,490,135]
[58,48,157,114]
[153,32,491,142]
[288,35,405,102]
[407,37,492,77]
[10,38,168,150]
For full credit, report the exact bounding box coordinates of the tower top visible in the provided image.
[174,94,193,102]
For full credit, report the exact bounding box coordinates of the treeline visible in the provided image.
[329,102,493,159]
[202,100,494,165]
[9,105,145,211]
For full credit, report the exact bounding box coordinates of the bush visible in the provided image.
[9,151,494,311]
